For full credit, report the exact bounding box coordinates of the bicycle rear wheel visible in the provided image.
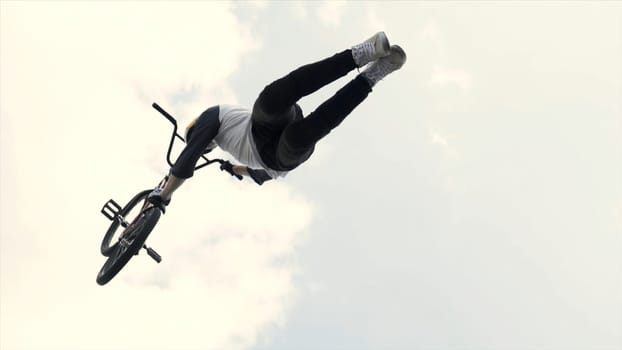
[96,206,161,285]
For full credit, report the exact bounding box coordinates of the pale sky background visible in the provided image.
[1,1,620,350]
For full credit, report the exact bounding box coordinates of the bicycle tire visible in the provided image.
[96,206,161,285]
[101,189,152,256]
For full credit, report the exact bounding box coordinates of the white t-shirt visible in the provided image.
[213,104,288,179]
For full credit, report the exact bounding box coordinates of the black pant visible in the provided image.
[171,49,373,178]
[252,49,372,171]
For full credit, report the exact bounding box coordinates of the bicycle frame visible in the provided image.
[152,102,221,171]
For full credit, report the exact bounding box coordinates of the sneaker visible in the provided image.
[351,31,391,67]
[360,45,407,87]
[146,188,170,214]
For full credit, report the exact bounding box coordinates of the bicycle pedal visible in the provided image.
[101,199,122,221]
[143,245,162,263]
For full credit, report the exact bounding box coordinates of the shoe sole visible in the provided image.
[377,32,391,57]
[390,45,407,66]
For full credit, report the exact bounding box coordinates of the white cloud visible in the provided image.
[290,1,309,22]
[419,21,472,91]
[420,21,440,40]
[366,4,388,33]
[429,127,460,159]
[429,65,472,90]
[316,1,347,27]
[0,2,312,350]
[246,0,269,10]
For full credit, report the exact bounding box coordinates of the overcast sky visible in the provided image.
[1,1,620,350]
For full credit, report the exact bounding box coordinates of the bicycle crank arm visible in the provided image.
[143,245,162,263]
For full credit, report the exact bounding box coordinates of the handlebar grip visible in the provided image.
[152,103,177,126]
[220,161,243,181]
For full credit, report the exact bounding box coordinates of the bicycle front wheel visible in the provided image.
[96,206,161,285]
[100,189,152,256]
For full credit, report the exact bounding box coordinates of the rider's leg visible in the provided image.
[278,46,407,167]
[251,50,358,170]
[250,49,358,155]
[251,33,391,170]
[275,75,371,168]
[252,32,390,128]
[253,50,357,117]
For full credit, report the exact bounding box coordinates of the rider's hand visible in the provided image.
[147,188,170,214]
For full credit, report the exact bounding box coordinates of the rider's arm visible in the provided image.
[232,165,250,177]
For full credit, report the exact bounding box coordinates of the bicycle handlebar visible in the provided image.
[152,103,177,126]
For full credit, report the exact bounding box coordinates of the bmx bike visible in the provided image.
[96,103,241,285]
